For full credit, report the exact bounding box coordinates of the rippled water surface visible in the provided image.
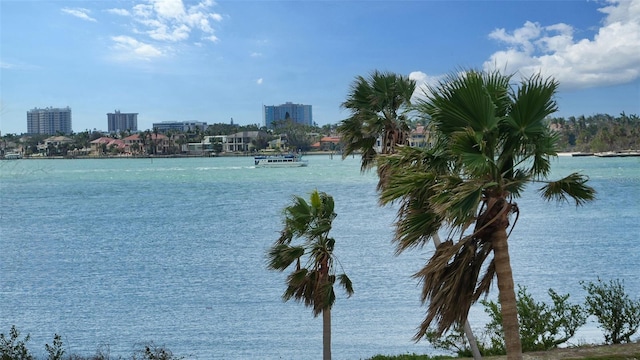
[1,155,638,359]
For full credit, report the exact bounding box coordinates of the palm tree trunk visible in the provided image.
[491,227,522,360]
[433,234,482,360]
[323,308,331,360]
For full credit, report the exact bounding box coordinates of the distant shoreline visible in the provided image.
[2,151,341,160]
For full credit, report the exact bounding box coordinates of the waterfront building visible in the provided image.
[227,131,267,152]
[107,110,138,133]
[263,102,312,129]
[152,121,208,133]
[27,107,72,135]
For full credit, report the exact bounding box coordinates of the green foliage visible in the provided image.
[425,323,503,357]
[483,286,586,352]
[367,354,455,360]
[425,286,586,356]
[582,278,640,344]
[550,112,640,152]
[267,190,353,316]
[0,326,34,360]
[1,327,185,360]
[45,334,65,360]
[132,343,184,360]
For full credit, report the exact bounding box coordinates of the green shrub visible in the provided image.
[0,325,34,360]
[425,285,586,356]
[1,327,184,360]
[582,278,640,344]
[45,334,64,360]
[424,323,503,357]
[132,343,184,360]
[483,285,586,352]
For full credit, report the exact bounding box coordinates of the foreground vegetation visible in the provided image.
[370,342,640,360]
[0,327,185,360]
[368,278,640,360]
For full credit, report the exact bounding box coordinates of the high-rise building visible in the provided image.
[107,110,138,133]
[152,121,208,133]
[27,107,72,135]
[263,102,312,128]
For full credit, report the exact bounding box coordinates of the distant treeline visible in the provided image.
[549,112,640,152]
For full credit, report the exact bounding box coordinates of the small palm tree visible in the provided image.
[377,70,596,360]
[267,190,354,360]
[338,70,416,172]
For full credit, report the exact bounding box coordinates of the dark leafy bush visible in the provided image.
[425,285,586,356]
[0,325,34,360]
[483,285,586,352]
[45,334,64,360]
[582,278,640,344]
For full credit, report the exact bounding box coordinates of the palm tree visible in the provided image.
[377,70,595,360]
[267,190,354,360]
[338,70,416,172]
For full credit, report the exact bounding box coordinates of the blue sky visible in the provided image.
[1,0,639,135]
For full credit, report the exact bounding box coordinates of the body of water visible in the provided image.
[1,155,639,359]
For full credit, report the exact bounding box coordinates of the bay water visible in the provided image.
[0,155,638,359]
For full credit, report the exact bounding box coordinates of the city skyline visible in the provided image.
[1,0,639,135]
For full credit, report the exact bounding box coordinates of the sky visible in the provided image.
[1,0,639,135]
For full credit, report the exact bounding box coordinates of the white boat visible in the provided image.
[3,153,22,160]
[254,154,308,168]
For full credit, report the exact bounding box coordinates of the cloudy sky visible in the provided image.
[1,0,639,134]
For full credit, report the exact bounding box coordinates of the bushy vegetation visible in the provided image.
[0,326,184,360]
[582,278,640,344]
[481,286,586,353]
[368,354,455,360]
[549,112,640,152]
[419,279,640,358]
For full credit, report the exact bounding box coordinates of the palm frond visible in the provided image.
[337,273,354,297]
[509,74,559,132]
[283,268,312,301]
[393,202,443,254]
[538,173,596,206]
[413,235,494,339]
[282,195,313,238]
[431,179,484,230]
[449,128,495,175]
[267,244,305,271]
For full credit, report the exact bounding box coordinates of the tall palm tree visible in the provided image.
[377,70,596,360]
[338,70,416,172]
[267,190,354,360]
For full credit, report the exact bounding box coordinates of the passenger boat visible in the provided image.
[254,154,308,168]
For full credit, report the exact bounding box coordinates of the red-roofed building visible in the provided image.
[318,136,342,151]
[90,137,126,155]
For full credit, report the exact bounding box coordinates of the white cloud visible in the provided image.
[250,52,262,57]
[61,7,97,22]
[0,60,40,71]
[111,36,164,61]
[203,35,219,43]
[129,0,221,43]
[483,0,640,90]
[0,61,15,69]
[107,0,223,63]
[211,13,223,22]
[256,78,263,85]
[106,8,131,16]
[409,71,445,101]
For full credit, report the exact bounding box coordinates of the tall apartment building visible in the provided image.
[27,107,72,135]
[263,102,312,129]
[152,121,208,133]
[107,110,138,133]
